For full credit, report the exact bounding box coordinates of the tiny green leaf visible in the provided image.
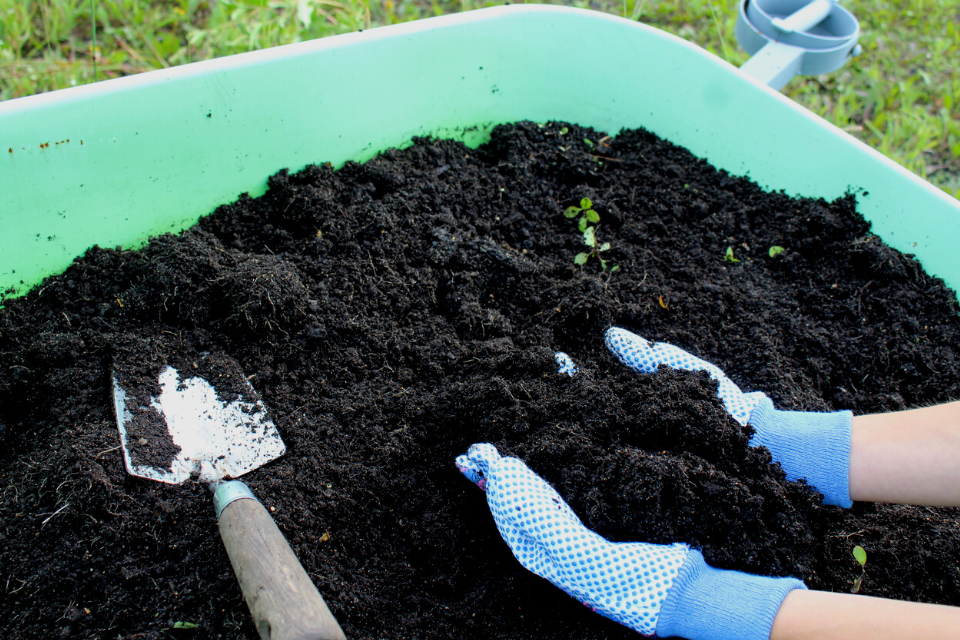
[724,246,740,263]
[574,252,590,265]
[173,621,199,629]
[610,264,620,272]
[583,138,594,148]
[586,209,600,223]
[580,197,593,209]
[564,206,581,218]
[583,226,596,247]
[578,217,588,232]
[600,259,609,271]
[768,245,785,258]
[853,545,867,566]
[599,242,611,252]
[560,126,569,135]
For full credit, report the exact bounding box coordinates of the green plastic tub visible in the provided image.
[2,4,959,301]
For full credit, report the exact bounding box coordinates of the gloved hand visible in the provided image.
[603,327,853,507]
[554,352,578,377]
[456,443,806,640]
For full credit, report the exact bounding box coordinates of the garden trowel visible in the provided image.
[111,345,345,640]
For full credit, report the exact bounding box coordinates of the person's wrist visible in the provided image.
[748,398,853,507]
[656,550,806,640]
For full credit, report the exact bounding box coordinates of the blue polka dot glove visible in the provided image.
[555,352,578,377]
[605,327,853,508]
[456,443,806,640]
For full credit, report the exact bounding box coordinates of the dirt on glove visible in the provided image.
[2,121,959,640]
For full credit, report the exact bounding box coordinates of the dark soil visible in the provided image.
[2,121,959,640]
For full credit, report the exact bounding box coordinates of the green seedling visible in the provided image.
[851,545,867,593]
[574,226,619,272]
[724,246,741,263]
[170,621,199,629]
[564,197,600,232]
[564,198,619,272]
[768,245,785,258]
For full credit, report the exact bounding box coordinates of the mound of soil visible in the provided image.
[2,121,959,640]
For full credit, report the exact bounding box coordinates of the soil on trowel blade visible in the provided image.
[2,121,959,639]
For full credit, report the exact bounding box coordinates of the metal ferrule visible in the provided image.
[213,480,258,519]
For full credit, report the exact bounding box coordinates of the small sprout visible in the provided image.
[173,621,199,629]
[567,198,600,233]
[768,245,785,258]
[562,198,618,273]
[565,198,594,217]
[853,545,867,565]
[583,138,594,148]
[658,295,669,309]
[560,126,569,135]
[851,545,867,593]
[724,246,741,263]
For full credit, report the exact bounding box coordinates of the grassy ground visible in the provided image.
[1,0,957,197]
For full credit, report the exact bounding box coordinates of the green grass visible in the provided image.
[1,0,957,197]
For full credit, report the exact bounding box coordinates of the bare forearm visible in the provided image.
[848,401,960,507]
[770,589,960,640]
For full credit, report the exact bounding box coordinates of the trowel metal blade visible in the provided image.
[112,360,286,485]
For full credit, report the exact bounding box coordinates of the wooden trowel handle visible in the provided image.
[215,481,346,640]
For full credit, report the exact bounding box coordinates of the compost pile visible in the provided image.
[2,121,959,640]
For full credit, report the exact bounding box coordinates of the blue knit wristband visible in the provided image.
[748,398,853,508]
[656,550,806,640]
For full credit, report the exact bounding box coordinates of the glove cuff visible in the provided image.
[749,398,853,507]
[656,550,806,640]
